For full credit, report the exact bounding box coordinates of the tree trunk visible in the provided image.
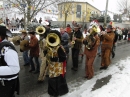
[64,12,67,28]
[27,5,31,29]
[24,9,26,30]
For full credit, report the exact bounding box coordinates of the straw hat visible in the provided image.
[19,30,27,33]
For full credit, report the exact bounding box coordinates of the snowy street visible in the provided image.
[40,42,130,97]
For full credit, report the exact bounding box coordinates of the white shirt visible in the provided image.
[83,31,90,38]
[0,40,20,80]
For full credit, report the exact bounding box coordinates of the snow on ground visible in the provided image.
[11,30,130,97]
[40,57,130,97]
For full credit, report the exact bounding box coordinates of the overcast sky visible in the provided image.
[86,0,119,13]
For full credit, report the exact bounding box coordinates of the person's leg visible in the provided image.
[111,45,115,58]
[85,56,95,78]
[0,80,16,97]
[38,57,47,81]
[100,47,105,69]
[29,56,35,72]
[23,50,30,65]
[71,48,75,69]
[105,49,111,67]
[72,49,80,70]
[85,56,89,77]
[34,56,40,73]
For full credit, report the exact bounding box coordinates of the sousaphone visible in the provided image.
[36,26,46,34]
[46,30,61,47]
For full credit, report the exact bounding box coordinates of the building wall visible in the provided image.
[58,2,101,23]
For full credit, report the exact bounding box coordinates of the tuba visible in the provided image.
[46,32,60,47]
[83,20,100,50]
[36,26,46,34]
[83,35,96,50]
[45,30,61,62]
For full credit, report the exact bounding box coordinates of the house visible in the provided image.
[58,1,101,23]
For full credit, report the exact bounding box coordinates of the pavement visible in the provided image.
[14,39,128,97]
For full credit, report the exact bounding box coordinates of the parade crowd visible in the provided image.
[0,18,130,97]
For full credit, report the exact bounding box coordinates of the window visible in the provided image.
[76,5,81,18]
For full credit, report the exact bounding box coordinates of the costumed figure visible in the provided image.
[37,21,52,83]
[83,21,100,79]
[127,29,130,42]
[26,22,41,73]
[100,25,115,70]
[20,30,30,66]
[12,30,30,68]
[111,27,118,58]
[12,31,30,53]
[0,25,20,97]
[45,30,68,97]
[70,24,83,71]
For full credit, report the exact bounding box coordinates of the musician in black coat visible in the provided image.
[46,30,68,97]
[70,24,83,71]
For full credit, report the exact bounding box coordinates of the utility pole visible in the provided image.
[104,0,109,26]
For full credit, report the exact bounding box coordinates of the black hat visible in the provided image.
[107,25,113,29]
[0,25,12,37]
[49,30,61,40]
[28,31,35,35]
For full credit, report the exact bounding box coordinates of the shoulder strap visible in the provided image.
[0,41,17,52]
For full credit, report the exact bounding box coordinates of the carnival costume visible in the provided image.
[83,21,100,79]
[45,30,68,96]
[0,25,20,97]
[70,24,83,71]
[100,25,115,69]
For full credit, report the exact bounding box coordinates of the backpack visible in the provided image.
[0,41,17,66]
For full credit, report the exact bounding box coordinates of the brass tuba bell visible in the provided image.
[36,26,46,34]
[46,33,60,47]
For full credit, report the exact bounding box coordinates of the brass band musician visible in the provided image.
[45,30,68,96]
[70,24,83,71]
[37,21,51,83]
[83,21,100,79]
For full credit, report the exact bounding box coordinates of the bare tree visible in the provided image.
[58,0,76,27]
[8,0,60,29]
[117,0,130,21]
